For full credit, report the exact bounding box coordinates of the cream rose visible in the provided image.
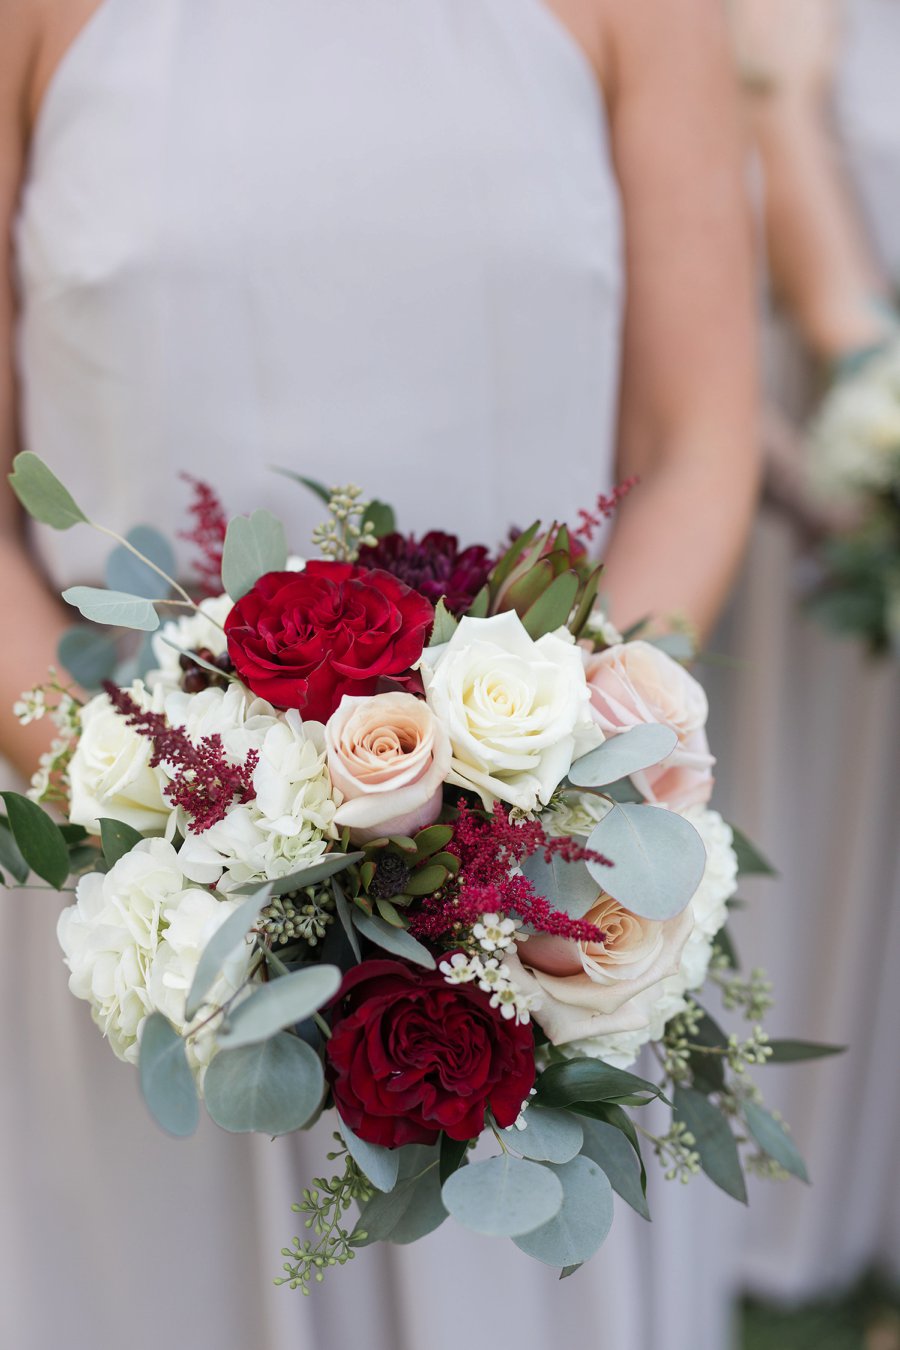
[325,693,450,843]
[418,612,600,813]
[505,890,693,1048]
[584,641,714,810]
[68,682,171,834]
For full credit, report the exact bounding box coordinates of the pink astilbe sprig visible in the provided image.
[574,477,639,545]
[103,683,257,833]
[408,800,613,946]
[179,474,228,597]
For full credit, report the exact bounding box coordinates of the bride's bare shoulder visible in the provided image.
[1,0,103,135]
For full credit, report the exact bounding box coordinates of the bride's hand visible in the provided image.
[727,0,842,99]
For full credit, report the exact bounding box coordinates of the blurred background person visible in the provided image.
[711,0,900,1342]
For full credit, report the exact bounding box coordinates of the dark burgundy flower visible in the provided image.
[224,562,433,721]
[325,958,535,1148]
[357,532,493,615]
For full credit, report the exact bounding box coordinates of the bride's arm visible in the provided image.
[590,0,760,640]
[0,2,72,777]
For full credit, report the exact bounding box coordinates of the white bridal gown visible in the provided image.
[2,2,734,1347]
[707,0,900,1307]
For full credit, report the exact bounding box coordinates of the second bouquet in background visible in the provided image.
[4,456,838,1293]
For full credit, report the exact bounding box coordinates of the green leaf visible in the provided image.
[569,565,603,639]
[270,468,332,504]
[520,852,601,920]
[674,1087,747,1203]
[365,499,396,539]
[235,850,364,897]
[466,586,490,619]
[560,1264,583,1280]
[568,725,679,788]
[218,965,342,1048]
[505,1107,584,1164]
[729,825,777,877]
[354,1151,443,1245]
[106,525,177,599]
[401,863,449,896]
[521,571,580,640]
[138,1012,199,1137]
[513,1155,613,1267]
[384,1164,447,1244]
[535,1058,665,1110]
[353,911,436,969]
[8,452,88,529]
[339,1121,401,1193]
[0,817,30,885]
[585,802,706,921]
[766,1040,846,1063]
[686,1007,728,1094]
[439,1133,470,1185]
[576,1102,648,1196]
[99,817,144,868]
[441,1154,563,1238]
[429,599,459,646]
[185,888,270,1021]
[204,1033,324,1134]
[331,881,362,961]
[0,792,69,888]
[221,509,288,601]
[57,626,119,689]
[743,1102,809,1182]
[488,521,542,597]
[578,1116,650,1220]
[413,824,454,858]
[62,586,160,632]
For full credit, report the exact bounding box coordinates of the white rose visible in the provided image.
[56,838,186,1062]
[68,682,171,834]
[419,612,601,813]
[147,594,234,688]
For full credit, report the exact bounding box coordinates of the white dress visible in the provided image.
[3,2,735,1347]
[706,0,900,1303]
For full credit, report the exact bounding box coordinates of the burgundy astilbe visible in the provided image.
[574,477,639,545]
[179,474,228,597]
[408,800,613,946]
[103,684,257,833]
[357,531,493,615]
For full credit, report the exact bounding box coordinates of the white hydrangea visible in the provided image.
[542,789,613,839]
[147,594,234,688]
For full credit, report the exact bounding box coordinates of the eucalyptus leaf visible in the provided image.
[385,1164,447,1244]
[766,1040,845,1063]
[743,1102,809,1182]
[221,509,288,601]
[57,626,119,689]
[99,817,144,868]
[106,525,177,599]
[578,1116,650,1220]
[236,851,364,897]
[0,792,69,888]
[204,1033,324,1134]
[353,911,436,969]
[513,1155,613,1267]
[674,1087,747,1203]
[430,599,459,646]
[138,1012,199,1137]
[585,802,706,921]
[568,724,678,788]
[219,965,342,1048]
[729,825,777,877]
[0,818,29,886]
[441,1154,563,1238]
[647,631,696,662]
[506,1108,584,1164]
[62,586,160,632]
[8,451,88,529]
[519,852,601,920]
[534,1058,665,1110]
[185,888,270,1021]
[339,1121,401,1193]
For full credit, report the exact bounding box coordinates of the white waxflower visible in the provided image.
[585,606,623,647]
[439,953,481,984]
[472,913,520,953]
[14,688,46,725]
[147,594,234,688]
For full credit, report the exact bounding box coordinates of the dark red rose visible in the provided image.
[357,532,493,615]
[325,958,535,1148]
[224,562,433,721]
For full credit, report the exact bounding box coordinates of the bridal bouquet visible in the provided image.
[807,334,900,653]
[3,454,836,1291]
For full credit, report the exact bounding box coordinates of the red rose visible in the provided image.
[325,958,535,1148]
[224,562,433,721]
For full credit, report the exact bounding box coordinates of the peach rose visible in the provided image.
[505,890,693,1046]
[325,693,451,844]
[583,640,714,809]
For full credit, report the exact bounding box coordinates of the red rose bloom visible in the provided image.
[224,562,433,721]
[325,958,535,1148]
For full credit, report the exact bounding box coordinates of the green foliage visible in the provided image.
[438,1133,470,1185]
[0,791,69,888]
[221,508,288,600]
[186,888,271,1020]
[534,1057,665,1110]
[276,1141,374,1293]
[429,598,459,645]
[568,724,678,788]
[57,626,119,689]
[99,817,144,868]
[0,816,30,885]
[339,1121,401,1194]
[237,850,364,897]
[743,1102,809,1183]
[520,571,580,640]
[586,801,706,920]
[352,911,436,969]
[505,1108,584,1164]
[105,525,177,599]
[441,1154,564,1238]
[766,1040,846,1063]
[365,500,396,539]
[218,966,342,1049]
[204,1033,324,1134]
[729,825,777,877]
[62,586,160,632]
[513,1155,613,1267]
[519,852,601,920]
[8,451,88,529]
[138,1012,199,1137]
[578,1116,650,1221]
[673,1086,747,1203]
